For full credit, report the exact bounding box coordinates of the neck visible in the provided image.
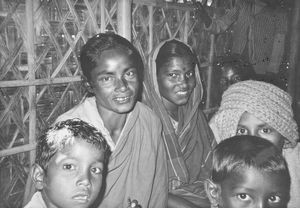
[96,105,127,144]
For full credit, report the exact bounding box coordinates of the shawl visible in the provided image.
[143,39,216,206]
[56,98,168,208]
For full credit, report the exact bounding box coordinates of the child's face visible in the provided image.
[42,139,105,208]
[236,112,285,150]
[157,56,196,110]
[218,167,289,208]
[89,48,139,115]
[220,66,242,92]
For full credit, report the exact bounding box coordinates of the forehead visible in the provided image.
[238,112,267,126]
[221,167,289,198]
[158,56,194,71]
[51,139,104,164]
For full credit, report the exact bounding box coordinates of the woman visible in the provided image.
[143,39,216,208]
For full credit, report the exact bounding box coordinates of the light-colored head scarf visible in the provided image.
[211,80,299,148]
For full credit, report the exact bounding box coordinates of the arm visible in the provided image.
[168,193,208,208]
[149,121,169,208]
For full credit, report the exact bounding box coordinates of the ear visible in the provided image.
[82,76,94,95]
[205,179,221,207]
[31,164,45,190]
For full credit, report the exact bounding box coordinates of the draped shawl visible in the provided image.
[143,39,216,206]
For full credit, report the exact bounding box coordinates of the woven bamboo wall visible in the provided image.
[0,0,229,207]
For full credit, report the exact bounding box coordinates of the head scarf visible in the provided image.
[211,80,299,148]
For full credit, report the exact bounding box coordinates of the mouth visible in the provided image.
[113,96,131,104]
[176,90,189,96]
[72,194,90,203]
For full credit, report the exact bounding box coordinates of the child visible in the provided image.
[24,119,110,208]
[55,33,168,207]
[209,80,300,208]
[205,135,291,208]
[143,39,216,208]
[214,54,255,94]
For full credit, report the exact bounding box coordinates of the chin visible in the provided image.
[114,103,136,114]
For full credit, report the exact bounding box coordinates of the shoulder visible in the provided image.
[24,192,47,208]
[135,102,162,124]
[55,97,96,123]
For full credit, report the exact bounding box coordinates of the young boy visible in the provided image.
[55,33,168,207]
[209,80,300,208]
[205,135,291,208]
[24,119,110,208]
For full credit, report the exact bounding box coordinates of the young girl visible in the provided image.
[205,135,291,208]
[56,33,168,208]
[143,39,216,208]
[209,80,300,208]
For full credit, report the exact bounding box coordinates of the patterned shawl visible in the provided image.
[143,39,216,205]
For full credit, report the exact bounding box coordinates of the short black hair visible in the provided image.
[212,135,290,189]
[35,119,110,172]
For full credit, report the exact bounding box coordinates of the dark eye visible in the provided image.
[100,76,112,82]
[268,195,281,203]
[91,167,102,175]
[168,73,177,78]
[261,127,272,134]
[237,193,250,201]
[236,127,248,135]
[63,164,75,170]
[126,70,136,78]
[186,71,194,78]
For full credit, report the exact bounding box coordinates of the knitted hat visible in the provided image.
[212,80,299,148]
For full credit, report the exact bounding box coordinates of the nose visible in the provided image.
[247,129,259,137]
[77,170,91,187]
[178,74,188,87]
[115,77,128,92]
[257,200,268,208]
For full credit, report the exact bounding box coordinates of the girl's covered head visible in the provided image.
[211,80,298,148]
[206,135,290,208]
[156,39,197,71]
[153,39,200,110]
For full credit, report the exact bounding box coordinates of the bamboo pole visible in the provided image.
[148,5,153,54]
[23,0,36,205]
[288,0,300,99]
[100,0,106,32]
[0,76,82,88]
[117,0,132,41]
[205,34,215,109]
[0,143,36,158]
[183,10,190,43]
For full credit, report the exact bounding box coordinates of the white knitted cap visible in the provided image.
[213,80,299,148]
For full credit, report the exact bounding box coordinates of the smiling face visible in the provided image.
[236,112,285,150]
[156,56,196,111]
[218,167,290,208]
[41,139,105,208]
[89,48,140,116]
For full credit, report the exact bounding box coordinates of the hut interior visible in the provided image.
[0,0,299,207]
